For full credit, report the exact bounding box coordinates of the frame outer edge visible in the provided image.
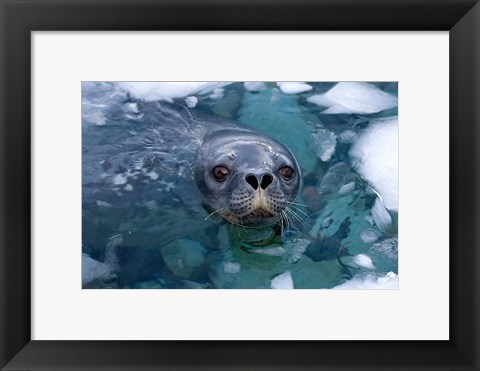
[0,0,4,368]
[0,0,479,370]
[0,1,32,369]
[450,2,480,369]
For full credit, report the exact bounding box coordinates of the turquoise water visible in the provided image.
[82,82,398,289]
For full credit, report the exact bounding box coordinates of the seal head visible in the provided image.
[194,129,301,227]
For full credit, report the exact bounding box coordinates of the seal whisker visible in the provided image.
[285,206,304,224]
[280,213,285,238]
[281,210,291,236]
[285,211,302,225]
[239,216,249,234]
[204,207,225,221]
[287,204,309,219]
[286,201,308,207]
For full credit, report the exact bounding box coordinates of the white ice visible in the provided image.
[209,88,224,100]
[126,102,139,113]
[371,197,393,231]
[185,96,198,108]
[360,228,380,243]
[371,237,398,260]
[339,181,355,195]
[338,130,358,143]
[352,254,376,269]
[82,109,106,126]
[333,271,398,289]
[244,82,267,92]
[287,238,311,264]
[253,247,285,256]
[224,262,241,274]
[146,171,159,180]
[340,253,375,270]
[82,254,110,286]
[270,271,294,289]
[117,82,231,102]
[349,117,398,211]
[365,215,375,226]
[307,82,397,114]
[96,200,113,207]
[113,173,128,185]
[277,82,313,95]
[309,128,337,162]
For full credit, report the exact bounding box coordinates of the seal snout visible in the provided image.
[245,173,274,191]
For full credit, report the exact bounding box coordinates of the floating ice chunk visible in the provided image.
[333,271,398,289]
[307,82,398,114]
[339,181,355,195]
[185,96,198,108]
[159,180,175,192]
[143,200,158,210]
[209,88,224,100]
[317,162,350,195]
[309,128,337,162]
[349,117,398,211]
[82,254,111,286]
[365,215,375,226]
[124,184,133,192]
[277,82,313,95]
[224,262,241,274]
[352,254,375,269]
[96,200,113,207]
[244,82,267,92]
[371,237,398,260]
[270,271,294,289]
[113,173,128,185]
[371,198,392,231]
[117,82,231,102]
[126,102,139,113]
[321,217,333,229]
[360,228,380,243]
[288,238,311,264]
[146,171,159,180]
[252,247,285,256]
[340,253,375,270]
[338,130,358,144]
[82,111,106,126]
[82,236,122,286]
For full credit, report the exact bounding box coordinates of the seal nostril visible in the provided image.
[260,174,273,190]
[245,175,259,190]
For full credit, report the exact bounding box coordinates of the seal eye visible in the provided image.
[212,166,230,182]
[279,166,293,180]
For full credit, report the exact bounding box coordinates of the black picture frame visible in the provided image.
[1,1,479,370]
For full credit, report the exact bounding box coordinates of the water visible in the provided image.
[82,82,398,289]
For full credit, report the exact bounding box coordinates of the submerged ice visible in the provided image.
[309,128,337,162]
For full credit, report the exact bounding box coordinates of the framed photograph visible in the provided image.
[80,80,399,291]
[1,1,479,370]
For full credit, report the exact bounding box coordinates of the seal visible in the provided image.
[194,128,302,227]
[82,83,302,229]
